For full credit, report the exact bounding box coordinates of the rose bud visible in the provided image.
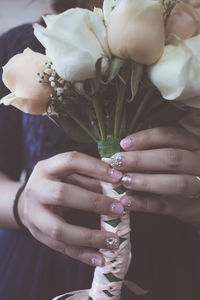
[1,48,53,115]
[107,0,165,65]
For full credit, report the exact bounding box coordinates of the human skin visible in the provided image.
[109,127,200,229]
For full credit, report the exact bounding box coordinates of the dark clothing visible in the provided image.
[0,24,200,300]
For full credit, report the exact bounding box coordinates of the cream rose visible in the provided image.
[148,35,200,108]
[106,0,165,64]
[1,48,52,115]
[166,0,200,40]
[33,8,111,82]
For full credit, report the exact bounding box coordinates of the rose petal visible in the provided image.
[34,9,110,82]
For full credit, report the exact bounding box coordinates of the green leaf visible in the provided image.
[104,273,122,282]
[120,237,127,245]
[97,137,122,158]
[95,57,103,79]
[88,297,93,300]
[104,218,121,228]
[114,186,126,194]
[59,115,95,144]
[111,259,117,263]
[128,62,143,102]
[103,290,114,297]
[104,57,125,84]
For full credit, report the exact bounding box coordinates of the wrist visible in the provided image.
[13,182,28,232]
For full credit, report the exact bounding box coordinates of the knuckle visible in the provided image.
[49,225,63,241]
[165,149,183,169]
[65,151,79,164]
[164,127,185,143]
[51,183,66,205]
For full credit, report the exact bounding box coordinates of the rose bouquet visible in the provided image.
[1,0,200,299]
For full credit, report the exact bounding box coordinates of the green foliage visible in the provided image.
[59,115,95,143]
[120,237,127,245]
[103,290,114,297]
[104,218,121,228]
[104,273,122,282]
[114,186,126,194]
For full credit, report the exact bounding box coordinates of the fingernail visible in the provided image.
[120,136,135,150]
[121,175,132,186]
[102,157,112,164]
[105,236,120,250]
[108,168,123,179]
[110,153,123,168]
[91,257,104,267]
[121,197,132,208]
[110,203,124,215]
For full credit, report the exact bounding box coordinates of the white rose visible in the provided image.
[33,8,111,82]
[148,35,200,108]
[106,0,165,64]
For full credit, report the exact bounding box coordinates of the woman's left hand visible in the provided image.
[109,127,200,229]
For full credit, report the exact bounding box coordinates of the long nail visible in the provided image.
[120,136,135,150]
[108,168,123,179]
[110,153,123,168]
[91,257,104,267]
[121,197,132,208]
[121,175,132,186]
[105,236,120,250]
[110,203,124,215]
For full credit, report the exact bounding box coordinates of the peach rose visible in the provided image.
[166,0,200,40]
[1,48,52,115]
[106,0,165,64]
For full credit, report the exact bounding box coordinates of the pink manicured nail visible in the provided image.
[110,203,124,215]
[109,168,123,179]
[91,257,104,267]
[120,136,135,150]
[121,175,132,186]
[121,197,132,208]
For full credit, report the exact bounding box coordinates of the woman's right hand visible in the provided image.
[18,151,124,267]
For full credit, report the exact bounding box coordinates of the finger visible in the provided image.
[31,206,120,251]
[121,173,200,197]
[65,174,102,193]
[120,194,187,219]
[39,180,124,217]
[30,227,104,267]
[109,149,200,175]
[120,127,200,151]
[36,151,123,183]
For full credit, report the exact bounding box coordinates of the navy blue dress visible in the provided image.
[0,24,200,300]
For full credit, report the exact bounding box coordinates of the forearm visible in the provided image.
[0,172,22,229]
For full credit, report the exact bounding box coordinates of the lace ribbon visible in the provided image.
[53,182,147,300]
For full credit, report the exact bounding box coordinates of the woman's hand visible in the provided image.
[110,127,200,229]
[18,151,124,266]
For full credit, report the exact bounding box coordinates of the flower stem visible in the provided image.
[127,88,155,134]
[68,112,98,143]
[92,96,106,140]
[114,81,127,139]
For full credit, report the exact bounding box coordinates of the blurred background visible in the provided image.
[0,0,54,35]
